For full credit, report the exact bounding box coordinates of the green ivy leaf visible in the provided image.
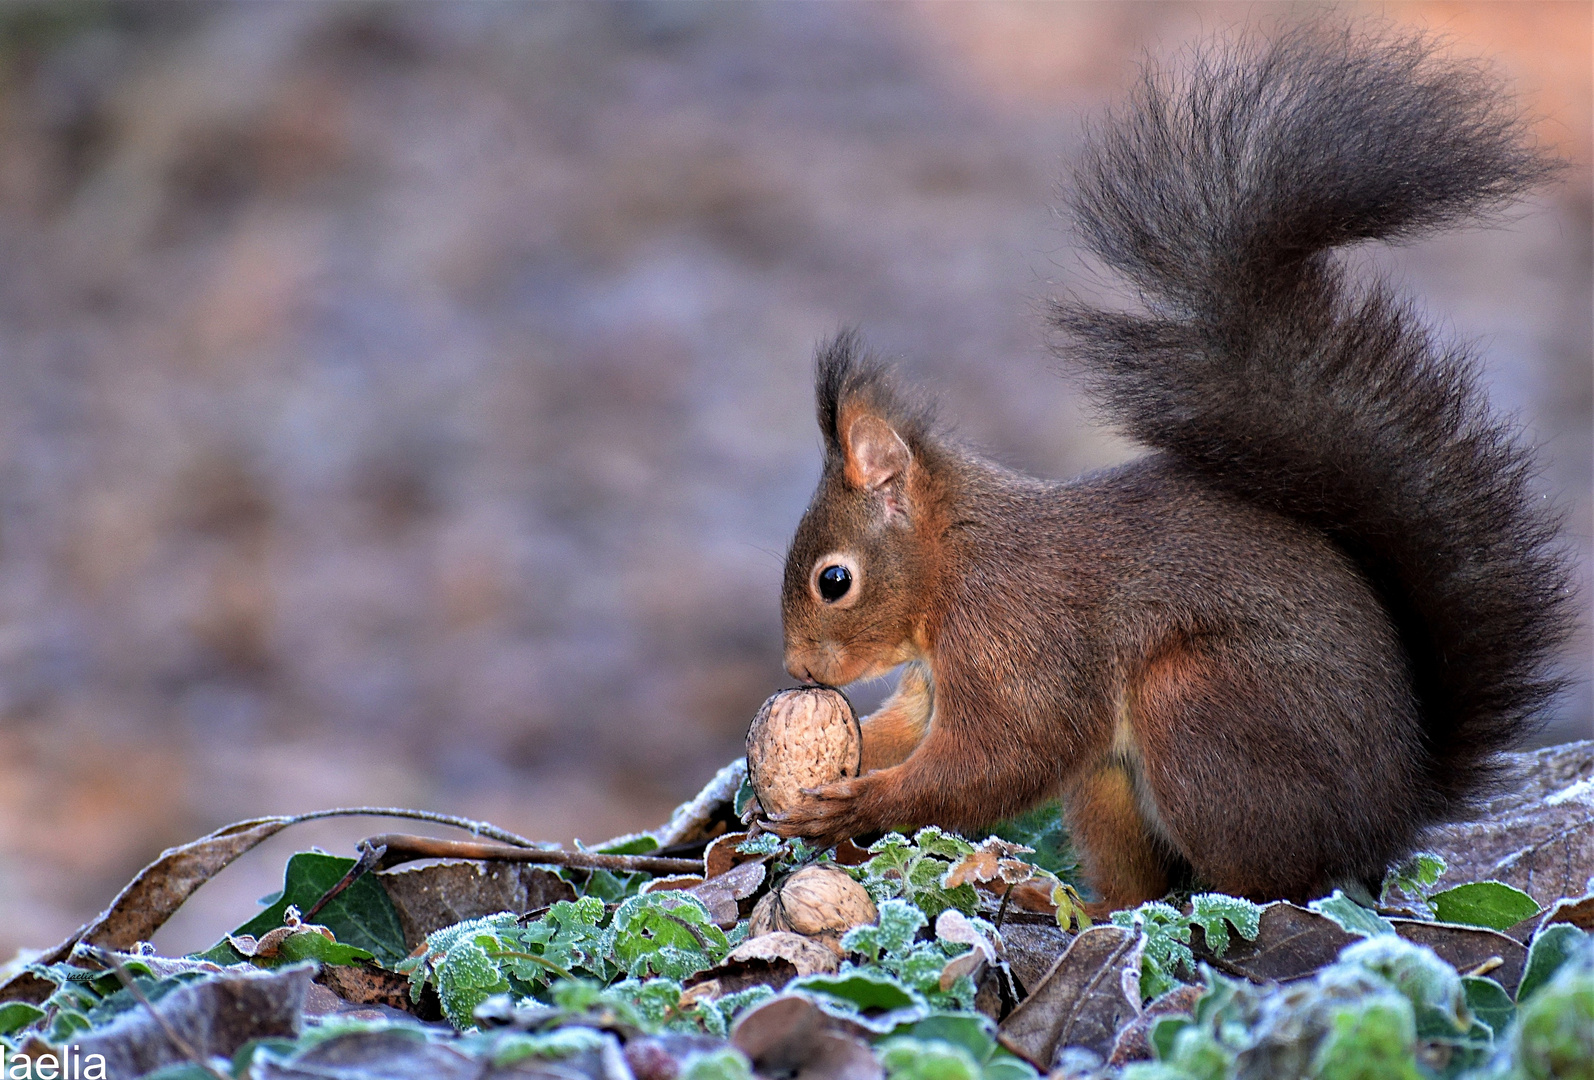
[1428,881,1540,932]
[1460,975,1514,1038]
[792,968,927,1029]
[580,868,649,902]
[1518,923,1589,1004]
[196,851,407,967]
[1309,991,1422,1080]
[1308,890,1396,937]
[1148,1015,1194,1062]
[275,930,375,968]
[1511,943,1594,1077]
[594,835,660,856]
[733,770,757,818]
[0,1002,43,1036]
[893,1013,997,1062]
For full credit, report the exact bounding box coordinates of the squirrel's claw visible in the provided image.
[765,776,874,849]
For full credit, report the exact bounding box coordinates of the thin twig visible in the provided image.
[995,882,1014,931]
[363,833,702,875]
[82,946,230,1080]
[283,807,541,847]
[303,841,387,921]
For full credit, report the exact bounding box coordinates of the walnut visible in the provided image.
[745,687,861,818]
[748,865,877,955]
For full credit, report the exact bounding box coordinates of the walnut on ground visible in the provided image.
[748,865,878,956]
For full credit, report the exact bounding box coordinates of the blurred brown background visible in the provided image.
[0,1,1586,961]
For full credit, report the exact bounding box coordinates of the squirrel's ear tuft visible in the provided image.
[813,329,935,470]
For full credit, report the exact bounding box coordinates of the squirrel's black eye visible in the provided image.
[818,564,852,602]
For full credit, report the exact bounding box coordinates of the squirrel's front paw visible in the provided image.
[766,776,878,850]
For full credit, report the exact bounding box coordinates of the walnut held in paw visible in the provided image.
[745,687,861,819]
[747,865,877,956]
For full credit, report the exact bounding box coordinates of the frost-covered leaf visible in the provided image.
[1517,923,1590,1004]
[1461,975,1514,1037]
[855,831,980,920]
[878,1036,982,1080]
[1113,901,1192,999]
[1380,852,1447,914]
[1429,880,1541,932]
[612,892,730,980]
[435,937,511,1027]
[790,969,929,1032]
[1510,940,1594,1077]
[1187,894,1262,957]
[845,900,927,963]
[1309,988,1422,1080]
[1308,890,1396,938]
[736,833,784,857]
[681,1046,756,1080]
[1331,936,1469,1033]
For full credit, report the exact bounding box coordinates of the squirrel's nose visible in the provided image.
[784,656,816,684]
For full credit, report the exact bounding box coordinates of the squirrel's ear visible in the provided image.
[844,414,911,491]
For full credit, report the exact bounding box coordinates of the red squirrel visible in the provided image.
[767,25,1574,909]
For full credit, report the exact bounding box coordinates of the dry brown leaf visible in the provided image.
[936,908,1000,992]
[642,875,708,893]
[1389,919,1527,997]
[997,924,1143,1067]
[73,964,314,1079]
[703,831,754,879]
[378,861,576,952]
[1107,984,1204,1066]
[944,838,1039,890]
[727,931,841,976]
[1191,902,1358,983]
[316,962,436,1018]
[1000,922,1075,994]
[687,858,770,929]
[731,994,882,1080]
[1423,741,1594,908]
[1542,891,1594,931]
[2,805,547,1004]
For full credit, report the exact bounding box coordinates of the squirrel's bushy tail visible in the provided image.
[1054,23,1574,818]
